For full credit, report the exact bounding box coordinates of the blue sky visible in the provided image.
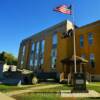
[0,0,100,57]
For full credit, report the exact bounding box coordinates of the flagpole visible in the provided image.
[71,2,77,73]
[53,2,77,73]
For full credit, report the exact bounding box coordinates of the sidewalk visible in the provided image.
[6,84,62,96]
[61,90,100,98]
[0,92,15,100]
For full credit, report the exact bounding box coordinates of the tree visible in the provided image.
[0,51,6,63]
[0,51,18,66]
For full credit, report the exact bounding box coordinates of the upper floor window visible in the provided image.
[22,46,25,56]
[34,42,40,67]
[51,33,58,69]
[21,45,25,65]
[90,53,95,68]
[31,43,35,51]
[41,40,45,54]
[36,42,40,54]
[88,33,93,45]
[29,42,35,67]
[40,40,45,65]
[80,35,84,48]
[53,33,58,46]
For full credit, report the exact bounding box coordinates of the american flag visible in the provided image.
[54,5,72,15]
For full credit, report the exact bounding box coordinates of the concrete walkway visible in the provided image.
[61,90,100,98]
[6,84,62,96]
[0,92,15,100]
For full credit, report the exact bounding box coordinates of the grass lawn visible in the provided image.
[0,82,100,100]
[0,83,49,92]
[87,82,100,93]
[0,84,25,92]
[14,93,61,100]
[13,84,71,100]
[33,84,72,92]
[13,82,100,100]
[14,95,100,100]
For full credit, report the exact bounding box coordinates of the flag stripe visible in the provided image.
[54,5,72,15]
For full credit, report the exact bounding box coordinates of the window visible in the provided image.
[51,48,57,69]
[88,33,93,45]
[29,43,35,67]
[81,54,85,59]
[80,35,84,47]
[51,33,58,69]
[34,42,40,67]
[53,33,57,45]
[21,45,25,65]
[90,53,95,68]
[52,49,57,57]
[40,40,45,65]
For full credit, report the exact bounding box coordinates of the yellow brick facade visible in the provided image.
[76,21,100,76]
[18,20,100,80]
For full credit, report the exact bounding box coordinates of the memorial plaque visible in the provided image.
[71,73,88,93]
[76,79,84,84]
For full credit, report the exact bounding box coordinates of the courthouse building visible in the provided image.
[18,20,100,82]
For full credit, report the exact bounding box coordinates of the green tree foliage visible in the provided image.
[0,51,18,66]
[0,51,5,62]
